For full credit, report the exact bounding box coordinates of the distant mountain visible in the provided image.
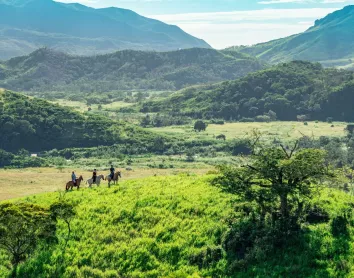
[231,5,354,68]
[0,0,210,60]
[0,48,264,92]
[138,61,354,121]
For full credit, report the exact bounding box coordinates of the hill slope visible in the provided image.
[0,48,264,92]
[0,90,160,152]
[138,61,354,121]
[232,6,354,67]
[1,175,353,277]
[0,0,210,59]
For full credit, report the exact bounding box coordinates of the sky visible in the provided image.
[57,0,354,48]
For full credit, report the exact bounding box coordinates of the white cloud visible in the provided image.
[150,8,337,23]
[259,0,314,4]
[149,8,337,48]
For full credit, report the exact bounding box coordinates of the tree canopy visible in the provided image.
[139,61,354,121]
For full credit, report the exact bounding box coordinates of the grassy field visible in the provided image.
[148,121,348,142]
[0,167,211,201]
[1,175,353,277]
[50,99,134,112]
[50,99,89,113]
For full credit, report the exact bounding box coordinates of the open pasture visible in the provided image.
[0,167,211,201]
[149,121,348,142]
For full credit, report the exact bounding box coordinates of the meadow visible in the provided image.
[0,166,211,200]
[148,121,348,143]
[1,174,354,277]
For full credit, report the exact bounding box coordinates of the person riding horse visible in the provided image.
[110,165,115,179]
[72,171,77,186]
[92,169,97,183]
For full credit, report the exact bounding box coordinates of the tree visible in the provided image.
[140,114,151,127]
[50,200,76,243]
[50,199,76,275]
[0,149,14,167]
[213,142,330,223]
[0,203,57,277]
[194,120,207,132]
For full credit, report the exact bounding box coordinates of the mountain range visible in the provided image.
[0,48,264,92]
[138,61,354,121]
[0,0,210,60]
[231,5,354,69]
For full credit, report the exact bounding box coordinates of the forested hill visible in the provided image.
[0,48,264,92]
[0,90,160,152]
[0,0,210,59]
[139,61,354,121]
[230,5,354,68]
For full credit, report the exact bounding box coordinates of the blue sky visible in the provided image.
[58,0,354,48]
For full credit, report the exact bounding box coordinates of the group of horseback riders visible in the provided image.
[70,165,116,187]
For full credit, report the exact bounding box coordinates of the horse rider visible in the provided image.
[72,171,77,186]
[92,169,97,183]
[110,165,115,179]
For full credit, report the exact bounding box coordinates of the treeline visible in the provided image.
[0,48,264,93]
[0,90,160,152]
[138,61,354,121]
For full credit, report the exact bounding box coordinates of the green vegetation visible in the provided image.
[0,170,353,277]
[0,202,59,276]
[0,0,209,60]
[0,48,263,92]
[138,61,354,121]
[0,90,160,152]
[230,5,354,67]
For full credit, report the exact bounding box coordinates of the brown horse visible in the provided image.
[66,176,84,191]
[105,171,122,187]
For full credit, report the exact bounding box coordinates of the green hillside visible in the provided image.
[138,61,354,121]
[1,174,353,277]
[231,5,354,67]
[0,90,160,152]
[0,0,210,59]
[0,48,264,92]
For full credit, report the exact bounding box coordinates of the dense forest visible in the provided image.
[138,61,354,121]
[0,48,264,92]
[0,90,162,152]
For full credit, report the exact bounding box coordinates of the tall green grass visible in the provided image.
[1,175,353,277]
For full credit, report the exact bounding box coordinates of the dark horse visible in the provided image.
[66,176,84,191]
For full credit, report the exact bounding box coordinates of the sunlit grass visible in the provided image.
[148,121,348,143]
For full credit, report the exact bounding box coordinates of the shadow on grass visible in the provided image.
[224,225,352,278]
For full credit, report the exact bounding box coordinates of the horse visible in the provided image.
[86,174,105,188]
[66,176,84,191]
[105,171,122,187]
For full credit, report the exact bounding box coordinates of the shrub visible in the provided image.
[331,214,350,237]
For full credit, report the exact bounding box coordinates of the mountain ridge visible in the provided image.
[0,47,265,92]
[231,5,354,68]
[137,61,354,121]
[0,0,210,59]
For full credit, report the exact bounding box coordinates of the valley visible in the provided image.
[2,2,354,278]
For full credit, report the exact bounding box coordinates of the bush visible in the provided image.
[0,149,14,167]
[231,140,252,155]
[239,118,254,122]
[331,214,350,237]
[210,119,225,125]
[255,115,271,122]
